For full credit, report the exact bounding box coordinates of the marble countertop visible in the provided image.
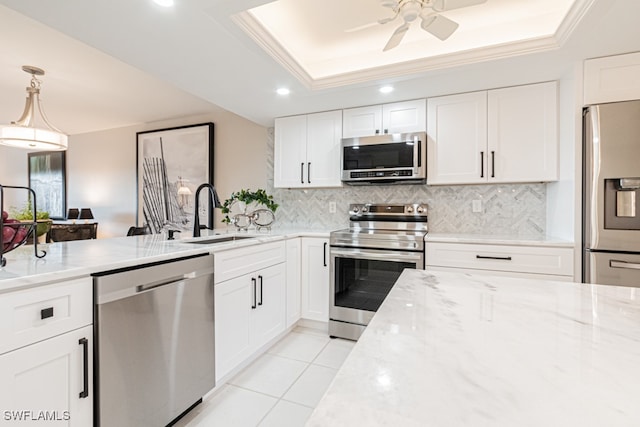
[308,269,640,426]
[0,228,330,293]
[425,232,574,247]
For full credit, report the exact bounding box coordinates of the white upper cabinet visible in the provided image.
[427,82,558,185]
[342,105,382,138]
[343,99,426,138]
[274,110,342,188]
[427,91,488,185]
[584,52,640,105]
[487,82,558,183]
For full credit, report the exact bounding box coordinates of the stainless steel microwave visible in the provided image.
[340,132,426,185]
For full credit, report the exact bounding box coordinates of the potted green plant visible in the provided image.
[11,200,52,238]
[221,189,278,225]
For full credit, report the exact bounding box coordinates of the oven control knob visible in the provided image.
[406,206,414,213]
[362,206,368,212]
[417,206,425,214]
[352,206,360,214]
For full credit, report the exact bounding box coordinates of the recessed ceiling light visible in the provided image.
[379,86,394,94]
[276,88,290,96]
[153,0,174,7]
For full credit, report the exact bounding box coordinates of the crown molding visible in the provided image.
[233,0,592,91]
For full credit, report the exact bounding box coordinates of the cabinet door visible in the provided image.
[252,263,286,349]
[274,115,307,188]
[427,91,488,185]
[301,238,330,322]
[488,82,558,183]
[306,110,343,188]
[0,325,93,426]
[285,238,302,328]
[214,274,253,381]
[382,99,426,134]
[342,105,383,138]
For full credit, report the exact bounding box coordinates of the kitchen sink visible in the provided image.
[183,235,258,244]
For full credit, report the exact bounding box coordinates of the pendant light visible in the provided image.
[0,65,68,151]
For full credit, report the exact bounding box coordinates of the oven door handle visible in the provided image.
[331,248,423,263]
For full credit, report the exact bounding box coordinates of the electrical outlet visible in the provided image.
[472,200,482,213]
[329,201,337,213]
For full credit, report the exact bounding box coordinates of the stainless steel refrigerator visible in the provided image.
[583,100,640,287]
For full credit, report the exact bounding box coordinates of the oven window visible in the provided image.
[334,257,415,312]
[343,142,416,170]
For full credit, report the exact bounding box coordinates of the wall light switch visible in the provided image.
[329,201,337,213]
[472,200,482,213]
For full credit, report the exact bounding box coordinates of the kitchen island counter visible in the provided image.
[307,269,640,426]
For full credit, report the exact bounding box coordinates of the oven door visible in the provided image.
[330,247,424,325]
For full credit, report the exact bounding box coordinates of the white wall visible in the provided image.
[1,109,268,238]
[0,145,30,211]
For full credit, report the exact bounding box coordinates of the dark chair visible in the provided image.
[126,225,150,236]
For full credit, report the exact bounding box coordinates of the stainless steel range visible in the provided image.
[329,203,428,340]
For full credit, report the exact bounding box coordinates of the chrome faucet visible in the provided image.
[193,183,222,237]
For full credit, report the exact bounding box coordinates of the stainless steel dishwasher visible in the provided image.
[93,253,215,427]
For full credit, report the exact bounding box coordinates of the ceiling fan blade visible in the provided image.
[420,13,459,41]
[432,0,487,12]
[383,23,410,51]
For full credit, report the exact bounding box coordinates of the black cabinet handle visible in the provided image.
[480,151,484,178]
[476,255,512,261]
[300,163,304,184]
[251,278,257,309]
[375,129,380,134]
[307,162,311,184]
[258,275,263,306]
[384,129,388,134]
[323,242,327,267]
[41,307,54,320]
[491,151,495,178]
[79,338,89,399]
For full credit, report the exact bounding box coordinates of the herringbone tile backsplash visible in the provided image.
[264,129,546,236]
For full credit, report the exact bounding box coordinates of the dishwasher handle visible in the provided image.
[136,272,196,293]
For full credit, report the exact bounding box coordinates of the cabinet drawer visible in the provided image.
[215,241,286,283]
[0,277,93,355]
[426,243,573,276]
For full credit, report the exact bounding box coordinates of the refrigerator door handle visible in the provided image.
[610,260,640,270]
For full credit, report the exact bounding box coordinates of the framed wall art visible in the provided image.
[136,122,214,235]
[28,151,66,220]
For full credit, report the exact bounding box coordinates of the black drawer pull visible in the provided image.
[476,255,512,261]
[251,278,257,309]
[41,307,54,320]
[79,338,89,398]
[258,275,263,306]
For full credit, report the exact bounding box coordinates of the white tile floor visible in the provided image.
[174,326,355,427]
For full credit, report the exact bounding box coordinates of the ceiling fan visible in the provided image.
[360,0,488,51]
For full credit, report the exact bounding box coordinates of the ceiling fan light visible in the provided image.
[401,1,421,22]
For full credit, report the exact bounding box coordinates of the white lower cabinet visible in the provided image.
[426,242,574,281]
[0,325,93,426]
[214,242,287,382]
[285,238,302,328]
[0,277,93,426]
[301,237,330,322]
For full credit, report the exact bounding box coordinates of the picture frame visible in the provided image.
[136,123,214,235]
[28,151,67,220]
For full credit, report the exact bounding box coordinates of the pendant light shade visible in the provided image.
[0,66,68,151]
